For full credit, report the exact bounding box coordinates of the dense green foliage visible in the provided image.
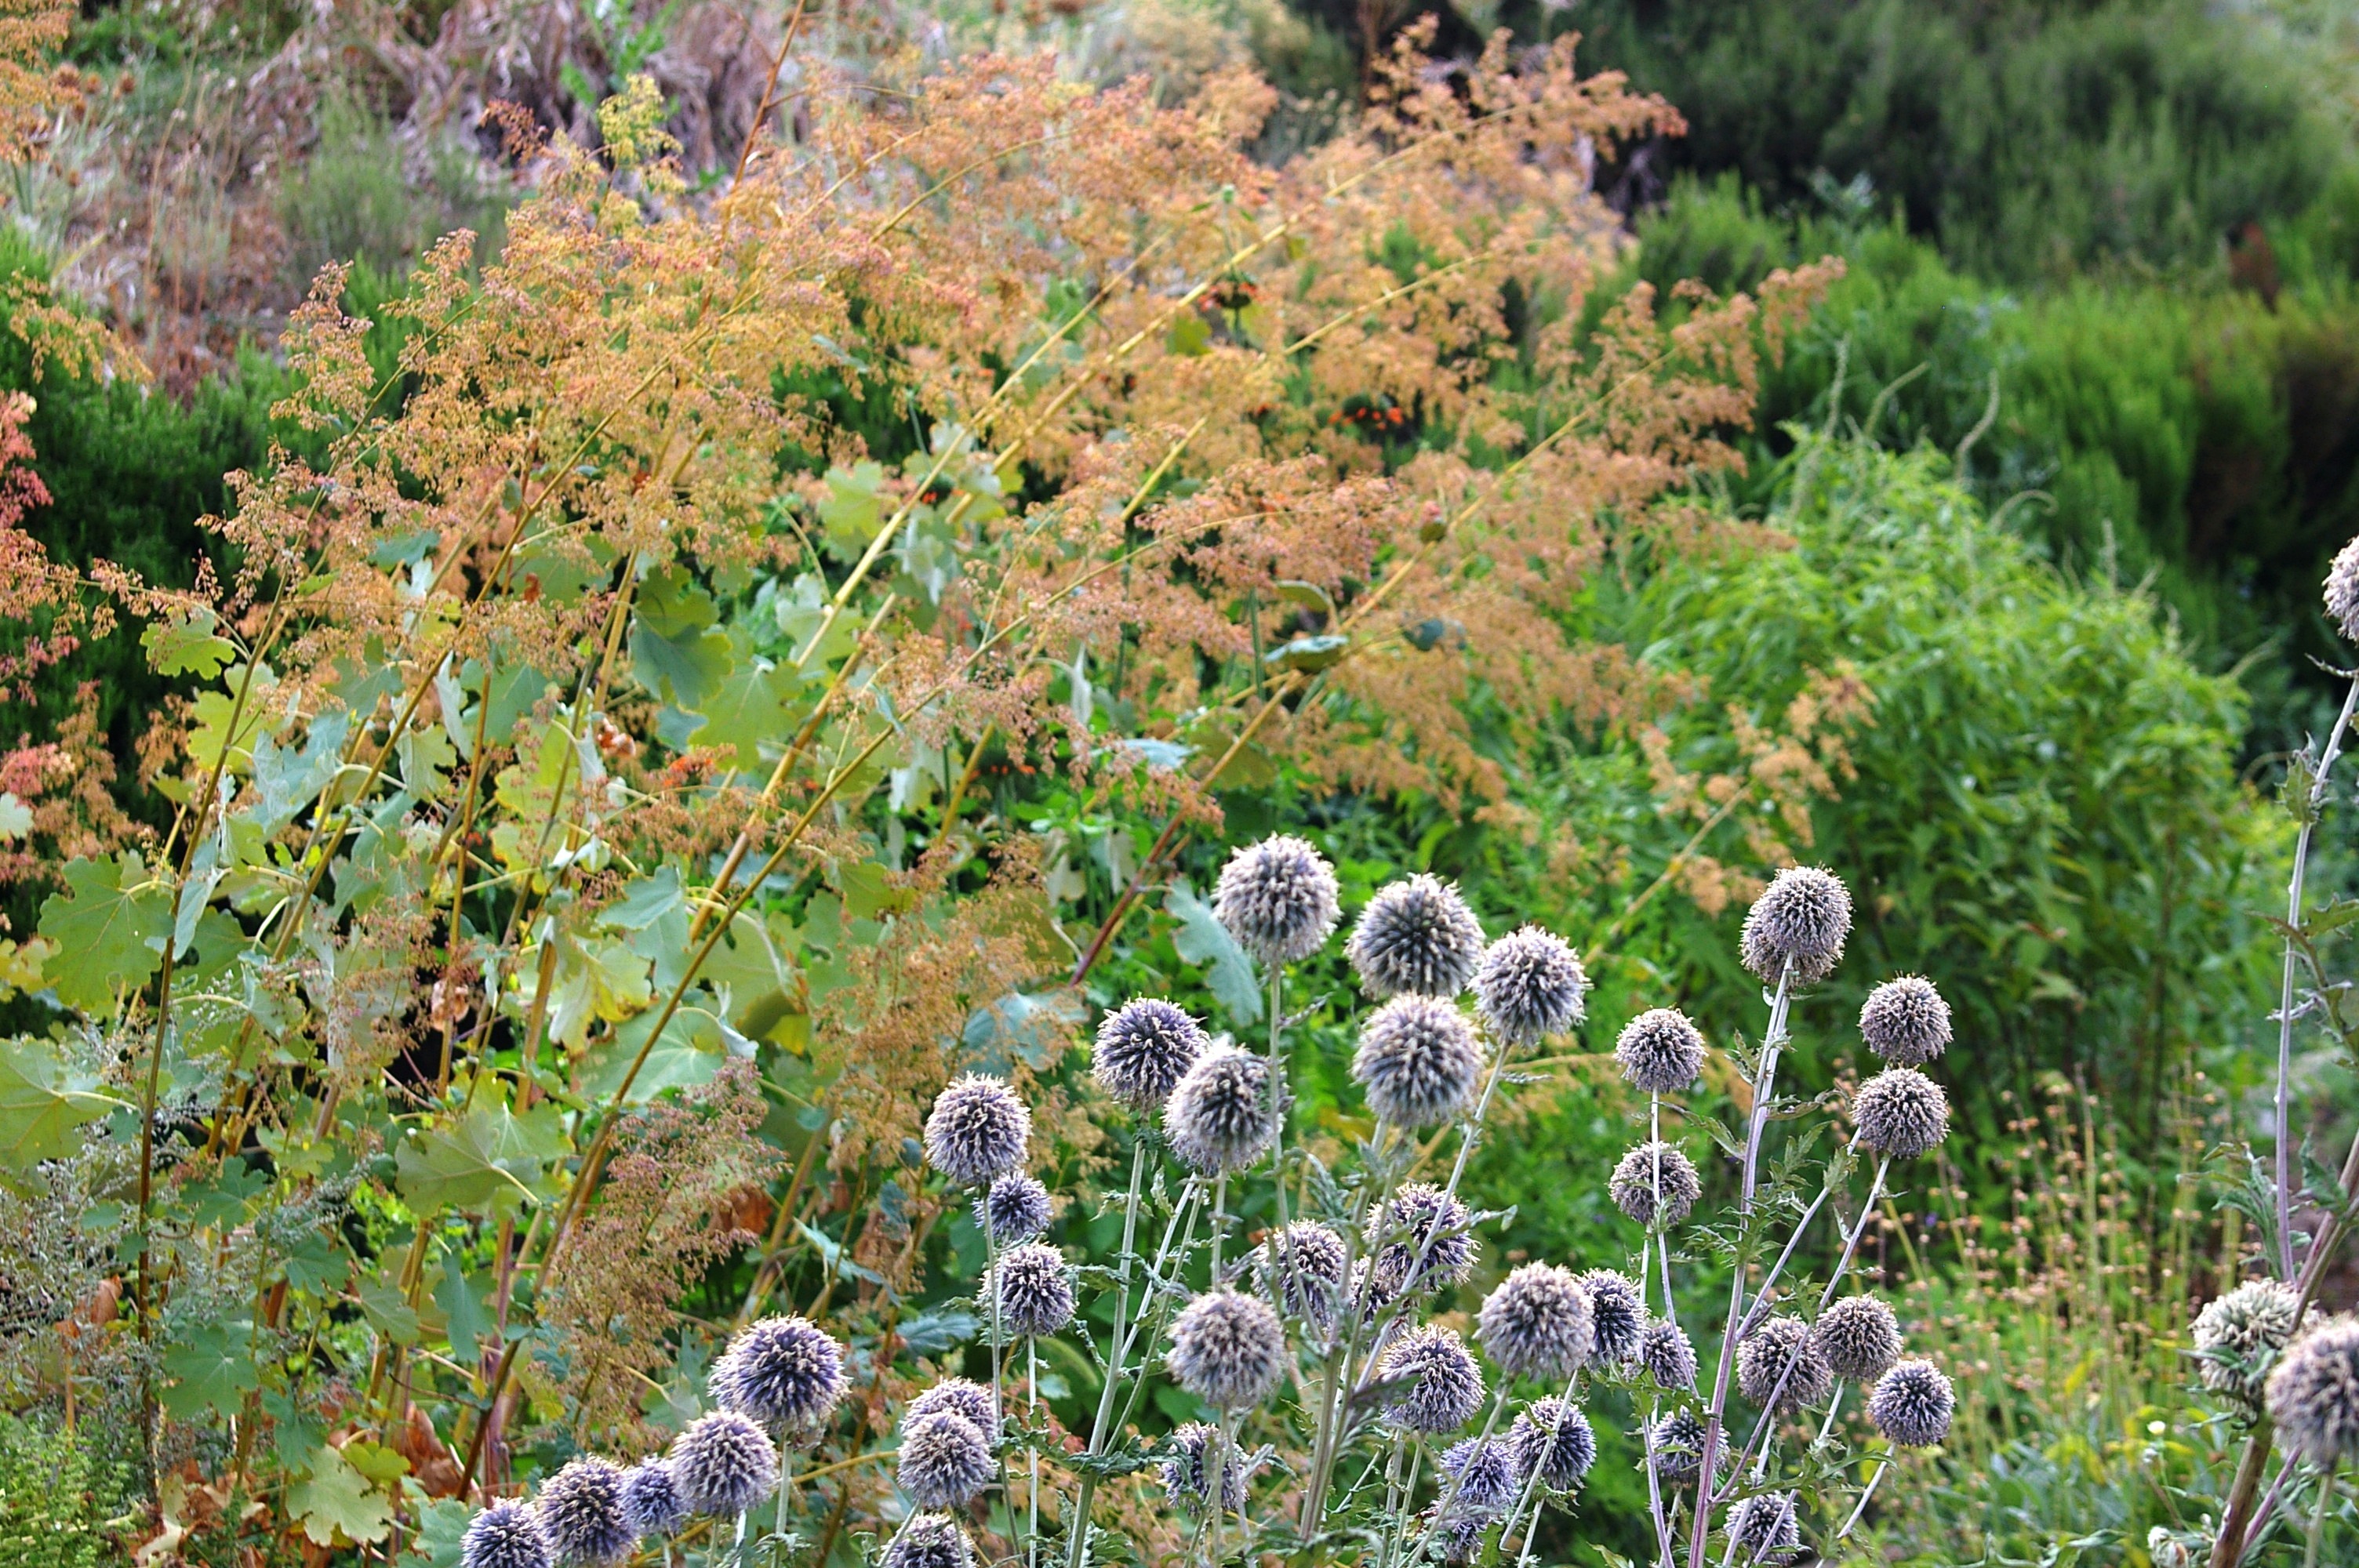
[0,1415,129,1568]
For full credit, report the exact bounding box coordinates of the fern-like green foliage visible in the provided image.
[0,1415,128,1568]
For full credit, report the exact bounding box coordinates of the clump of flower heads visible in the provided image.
[881,1515,972,1568]
[1383,1323,1487,1433]
[1815,1295,1903,1383]
[1609,1141,1701,1229]
[1476,1261,1594,1380]
[1473,926,1589,1047]
[1165,1047,1279,1174]
[983,1171,1052,1243]
[897,1410,995,1508]
[1439,1436,1519,1517]
[538,1456,634,1566]
[1213,834,1339,964]
[1353,994,1484,1127]
[1738,1315,1835,1413]
[2328,534,2359,641]
[908,1378,996,1434]
[1577,1269,1645,1364]
[711,1314,847,1433]
[1092,998,1208,1113]
[463,1500,554,1568]
[989,1241,1076,1336]
[1615,1007,1707,1094]
[1639,1319,1698,1392]
[1867,1359,1955,1448]
[1509,1397,1598,1491]
[619,1462,684,1541]
[1728,1490,1803,1563]
[923,1075,1031,1185]
[1739,866,1852,986]
[1168,1289,1287,1409]
[1366,1183,1478,1294]
[1347,874,1486,998]
[2194,1279,2312,1407]
[1853,1068,1950,1160]
[1260,1221,1349,1330]
[669,1410,779,1516]
[2266,1316,2359,1465]
[1161,1421,1249,1512]
[1859,976,1951,1065]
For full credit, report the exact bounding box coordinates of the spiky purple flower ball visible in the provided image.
[1739,867,1851,986]
[897,1411,994,1508]
[1365,1183,1478,1294]
[1092,998,1208,1113]
[2267,1316,2359,1464]
[1260,1221,1349,1330]
[1615,1007,1707,1094]
[983,1172,1052,1243]
[619,1461,685,1540]
[1347,875,1486,998]
[1728,1490,1802,1562]
[922,1075,1030,1185]
[1577,1269,1645,1364]
[1165,1046,1279,1175]
[2195,1279,2312,1407]
[1610,1141,1702,1229]
[1640,1319,1698,1392]
[1472,927,1588,1047]
[1213,835,1339,964]
[1859,976,1951,1066]
[1738,1315,1834,1413]
[1508,1396,1596,1491]
[1167,1289,1287,1410]
[711,1314,847,1433]
[1646,1409,1716,1484]
[669,1411,779,1516]
[537,1457,633,1566]
[1815,1295,1903,1383]
[1440,1436,1518,1517]
[461,1500,554,1568]
[1854,1068,1950,1160]
[907,1377,997,1435]
[1868,1359,1955,1448]
[881,1515,972,1568]
[1353,994,1484,1128]
[1383,1324,1486,1433]
[990,1241,1075,1337]
[2328,535,2359,641]
[1476,1262,1594,1381]
[1161,1421,1249,1512]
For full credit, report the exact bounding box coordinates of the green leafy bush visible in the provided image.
[0,1415,129,1568]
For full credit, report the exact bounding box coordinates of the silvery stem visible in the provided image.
[1835,1455,1888,1539]
[2279,674,2359,1279]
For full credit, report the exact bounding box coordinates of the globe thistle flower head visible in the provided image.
[1347,875,1486,998]
[908,1377,997,1436]
[1365,1183,1478,1294]
[1509,1396,1597,1491]
[1353,994,1484,1128]
[1647,1410,1724,1485]
[1214,834,1339,964]
[619,1462,685,1540]
[711,1314,847,1432]
[2147,1529,2197,1568]
[1383,1323,1487,1433]
[982,1172,1052,1244]
[2266,1316,2359,1465]
[1867,1359,1954,1448]
[1737,1315,1834,1413]
[1092,999,1208,1114]
[1609,1141,1702,1229]
[989,1242,1076,1337]
[1615,1008,1707,1094]
[537,1457,634,1566]
[897,1411,995,1508]
[1260,1221,1349,1330]
[1814,1294,1903,1383]
[668,1411,780,1516]
[1854,1068,1950,1160]
[2194,1279,2312,1407]
[2328,534,2359,642]
[1577,1269,1645,1364]
[881,1515,972,1568]
[1432,1514,1488,1566]
[1739,866,1852,986]
[1859,976,1951,1066]
[1640,1319,1699,1391]
[1167,1289,1288,1410]
[922,1075,1030,1185]
[1161,1421,1249,1512]
[1475,1261,1595,1380]
[1728,1491,1803,1563]
[1440,1437,1519,1518]
[462,1501,554,1568]
[1473,927,1588,1047]
[1165,1047,1279,1175]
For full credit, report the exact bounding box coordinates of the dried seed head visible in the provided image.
[1475,1262,1595,1381]
[2194,1279,2313,1407]
[1213,834,1339,964]
[1615,1008,1707,1094]
[1260,1221,1350,1330]
[1814,1295,1903,1383]
[538,1457,634,1566]
[711,1315,847,1433]
[989,1241,1075,1337]
[881,1515,972,1568]
[897,1410,994,1508]
[1728,1491,1802,1562]
[1165,1047,1279,1175]
[1347,874,1486,998]
[2328,535,2359,641]
[1853,1068,1950,1160]
[668,1411,780,1516]
[1382,1323,1487,1433]
[1867,1359,1954,1448]
[1439,1436,1519,1517]
[1473,927,1588,1047]
[1737,1315,1834,1412]
[1365,1183,1478,1294]
[922,1075,1030,1185]
[1645,1409,1716,1485]
[1739,867,1852,986]
[1609,1141,1702,1229]
[462,1501,554,1568]
[1353,995,1484,1128]
[1859,976,1951,1066]
[1577,1269,1645,1364]
[1167,1289,1288,1410]
[2267,1316,2359,1465]
[618,1462,685,1540]
[1509,1396,1597,1491]
[1639,1319,1699,1392]
[982,1172,1052,1244]
[1092,998,1209,1114]
[907,1378,997,1436]
[1161,1421,1249,1512]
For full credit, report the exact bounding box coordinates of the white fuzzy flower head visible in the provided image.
[711,1314,848,1433]
[982,1172,1052,1244]
[881,1515,972,1568]
[1510,1396,1597,1491]
[1609,1141,1702,1229]
[2146,1527,2197,1568]
[1868,1359,1954,1448]
[668,1411,780,1516]
[1577,1269,1645,1364]
[1738,1315,1834,1413]
[1353,994,1484,1128]
[1814,1295,1903,1383]
[2267,1316,2359,1465]
[1167,1289,1288,1410]
[1365,1182,1478,1294]
[1161,1421,1250,1512]
[1476,1262,1595,1381]
[2194,1279,2312,1408]
[2328,534,2359,642]
[1347,874,1486,998]
[538,1457,633,1566]
[1639,1319,1699,1392]
[1473,927,1588,1047]
[1382,1323,1486,1433]
[1854,1068,1950,1160]
[1728,1491,1802,1563]
[1092,998,1208,1113]
[1739,866,1852,986]
[989,1241,1075,1337]
[1213,834,1339,964]
[1615,1007,1707,1094]
[1859,975,1951,1066]
[462,1501,554,1568]
[1165,1046,1279,1175]
[897,1411,994,1508]
[1260,1221,1349,1330]
[922,1075,1030,1185]
[619,1462,685,1541]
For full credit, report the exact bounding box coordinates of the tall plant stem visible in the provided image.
[2278,674,2359,1278]
[1067,1138,1150,1568]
